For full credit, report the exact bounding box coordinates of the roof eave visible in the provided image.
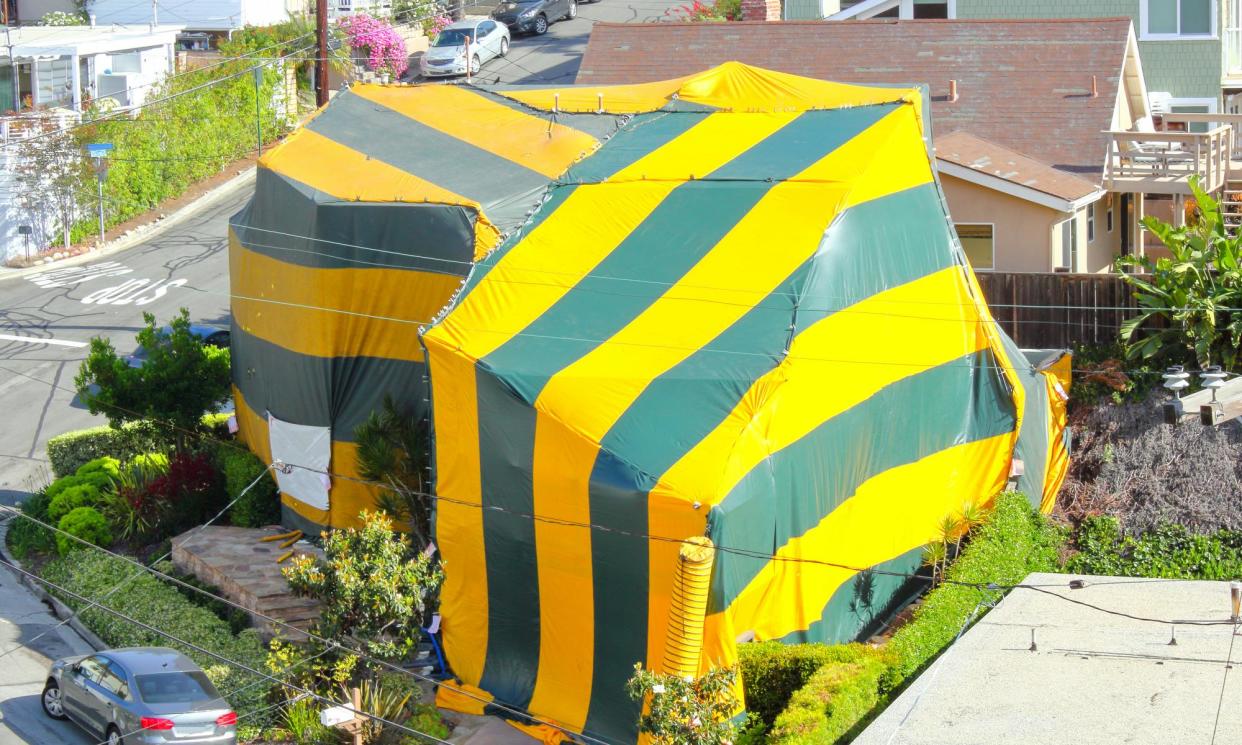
[936,159,1104,213]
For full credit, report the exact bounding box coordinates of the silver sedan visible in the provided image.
[419,18,511,78]
[42,647,237,745]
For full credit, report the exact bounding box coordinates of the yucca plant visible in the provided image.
[104,457,171,542]
[354,395,432,547]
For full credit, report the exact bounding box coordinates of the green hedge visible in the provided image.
[1066,517,1242,579]
[880,492,1062,693]
[47,422,168,478]
[217,446,280,528]
[6,490,56,559]
[739,641,879,726]
[41,551,272,725]
[768,651,888,744]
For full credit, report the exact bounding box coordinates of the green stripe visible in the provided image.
[474,369,541,710]
[577,105,901,743]
[484,105,899,404]
[706,349,1017,616]
[457,111,706,296]
[232,170,476,274]
[779,547,925,645]
[230,325,428,442]
[307,91,549,231]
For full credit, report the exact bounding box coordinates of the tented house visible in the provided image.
[229,63,1070,744]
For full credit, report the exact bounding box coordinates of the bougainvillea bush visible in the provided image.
[339,14,409,78]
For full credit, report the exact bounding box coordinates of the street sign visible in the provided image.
[17,225,31,235]
[85,143,114,158]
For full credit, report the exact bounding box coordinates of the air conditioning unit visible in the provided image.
[1150,91,1173,115]
[96,73,133,107]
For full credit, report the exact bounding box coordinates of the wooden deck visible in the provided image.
[171,525,323,640]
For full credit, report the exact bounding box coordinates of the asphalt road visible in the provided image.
[0,184,244,502]
[437,0,680,84]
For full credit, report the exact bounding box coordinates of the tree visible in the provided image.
[283,510,443,661]
[1116,176,1242,370]
[74,309,231,450]
[626,663,747,745]
[354,395,432,547]
[12,113,87,253]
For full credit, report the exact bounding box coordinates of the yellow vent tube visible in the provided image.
[663,536,716,678]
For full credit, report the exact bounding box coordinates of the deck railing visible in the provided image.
[1104,125,1233,194]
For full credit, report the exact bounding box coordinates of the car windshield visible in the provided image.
[433,29,474,47]
[134,671,220,704]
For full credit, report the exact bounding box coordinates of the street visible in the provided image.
[443,0,679,84]
[0,184,242,501]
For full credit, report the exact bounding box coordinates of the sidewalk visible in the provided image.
[0,524,95,744]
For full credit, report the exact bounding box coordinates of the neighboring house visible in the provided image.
[816,0,1239,121]
[10,0,78,24]
[1,24,182,111]
[329,0,392,19]
[85,0,301,46]
[579,18,1173,273]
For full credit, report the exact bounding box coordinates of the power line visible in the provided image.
[0,559,455,745]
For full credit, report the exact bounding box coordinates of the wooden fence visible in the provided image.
[974,272,1153,350]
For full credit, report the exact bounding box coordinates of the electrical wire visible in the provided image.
[0,463,279,663]
[0,560,456,745]
[0,505,618,745]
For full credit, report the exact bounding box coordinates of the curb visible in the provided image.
[0,519,105,652]
[0,166,257,284]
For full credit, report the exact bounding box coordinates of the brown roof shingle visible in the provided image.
[577,18,1133,180]
[935,130,1102,203]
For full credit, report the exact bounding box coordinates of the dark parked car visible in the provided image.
[491,0,582,35]
[125,324,230,368]
[42,647,237,745]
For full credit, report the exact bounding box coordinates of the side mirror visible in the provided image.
[70,662,81,675]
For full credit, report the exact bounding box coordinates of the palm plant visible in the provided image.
[354,395,432,547]
[1116,176,1242,370]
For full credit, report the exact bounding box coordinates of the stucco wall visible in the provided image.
[939,173,1063,272]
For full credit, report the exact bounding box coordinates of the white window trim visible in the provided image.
[955,222,995,272]
[1166,96,1220,112]
[1087,203,1096,243]
[825,0,955,20]
[1055,215,1080,272]
[1107,196,1115,233]
[1139,0,1218,40]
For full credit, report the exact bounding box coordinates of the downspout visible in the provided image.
[662,536,716,679]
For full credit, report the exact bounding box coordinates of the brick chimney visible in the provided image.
[741,0,780,21]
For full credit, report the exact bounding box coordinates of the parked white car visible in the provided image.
[419,19,510,78]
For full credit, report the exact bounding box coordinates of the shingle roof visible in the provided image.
[935,130,1102,204]
[577,18,1133,180]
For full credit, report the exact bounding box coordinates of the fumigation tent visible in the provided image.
[230,63,1070,743]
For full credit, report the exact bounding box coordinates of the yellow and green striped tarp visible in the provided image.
[230,62,1069,743]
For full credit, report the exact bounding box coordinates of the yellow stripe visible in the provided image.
[651,266,990,509]
[352,84,599,180]
[647,496,709,676]
[423,111,802,362]
[1041,371,1070,514]
[260,129,500,258]
[424,339,489,687]
[230,236,462,363]
[505,63,917,117]
[721,433,1014,641]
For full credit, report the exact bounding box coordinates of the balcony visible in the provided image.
[1105,117,1238,195]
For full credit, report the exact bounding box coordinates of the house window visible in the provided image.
[956,224,994,270]
[1057,216,1078,271]
[35,58,72,107]
[1107,197,1115,233]
[1144,0,1214,37]
[1087,203,1096,243]
[1170,101,1213,133]
[110,52,141,74]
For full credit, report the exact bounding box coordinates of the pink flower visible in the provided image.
[339,13,409,78]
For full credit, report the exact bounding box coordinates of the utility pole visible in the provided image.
[150,0,157,30]
[315,0,328,107]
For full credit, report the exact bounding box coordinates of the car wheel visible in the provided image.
[565,0,577,19]
[41,680,66,720]
[533,14,548,34]
[470,54,481,74]
[106,725,124,745]
[500,37,509,56]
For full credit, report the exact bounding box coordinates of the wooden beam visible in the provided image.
[1201,377,1242,426]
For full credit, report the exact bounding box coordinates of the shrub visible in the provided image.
[6,490,56,559]
[78,456,122,482]
[41,551,273,726]
[767,651,888,744]
[1066,517,1242,579]
[339,14,408,77]
[217,447,279,528]
[880,493,1062,693]
[627,663,748,745]
[56,507,112,555]
[48,483,104,523]
[130,452,170,473]
[47,421,166,477]
[738,642,877,726]
[149,451,224,532]
[105,461,172,542]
